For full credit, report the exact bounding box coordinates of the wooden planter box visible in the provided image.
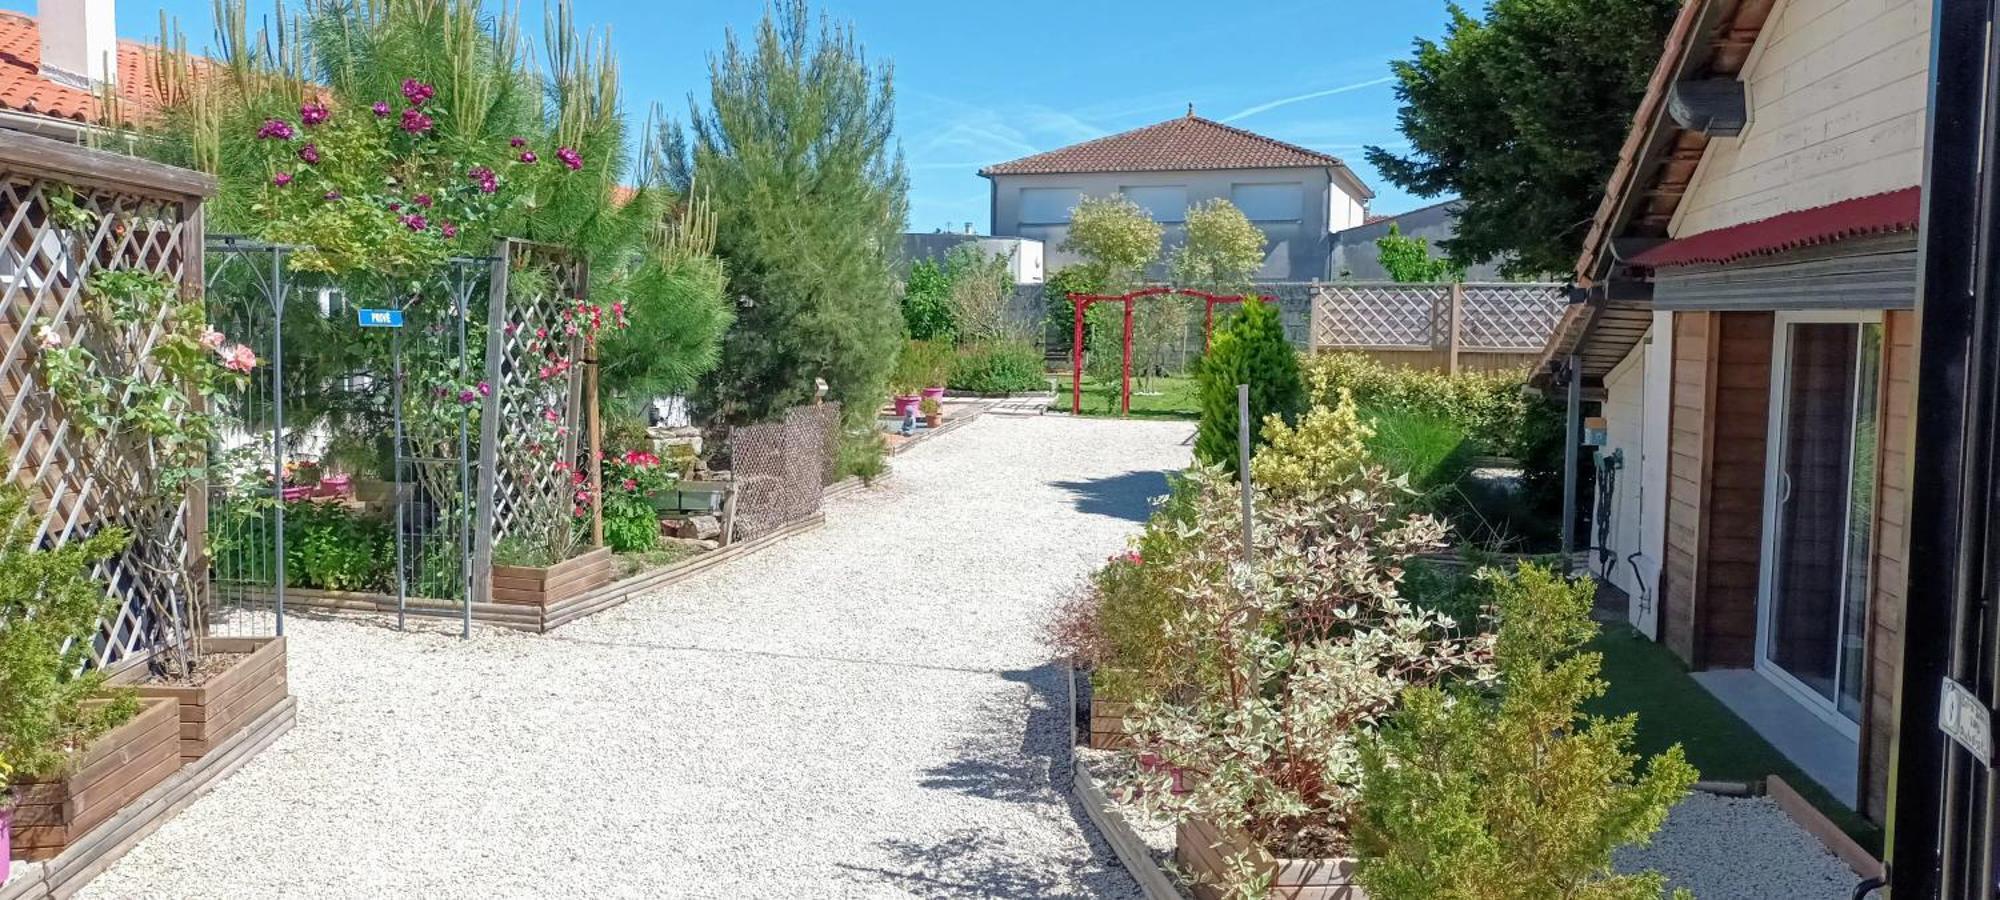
[1090,699,1135,750]
[1176,819,1362,900]
[491,546,614,607]
[9,697,182,862]
[133,637,288,762]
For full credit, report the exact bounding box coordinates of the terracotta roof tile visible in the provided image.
[0,11,172,124]
[980,114,1350,177]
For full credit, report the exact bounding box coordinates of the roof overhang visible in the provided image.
[1630,188,1921,269]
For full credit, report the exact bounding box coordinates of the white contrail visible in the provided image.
[1222,75,1397,123]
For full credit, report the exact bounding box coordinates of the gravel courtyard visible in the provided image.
[80,414,1193,899]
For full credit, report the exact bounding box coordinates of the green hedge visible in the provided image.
[948,340,1046,394]
[1305,353,1553,459]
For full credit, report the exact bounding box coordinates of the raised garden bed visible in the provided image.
[9,697,182,862]
[1091,699,1134,750]
[132,637,288,762]
[1,695,296,899]
[1176,819,1361,900]
[491,546,615,609]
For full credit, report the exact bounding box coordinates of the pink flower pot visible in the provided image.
[2,802,11,874]
[891,395,921,416]
[921,386,947,402]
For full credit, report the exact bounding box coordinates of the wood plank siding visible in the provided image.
[1860,309,1915,821]
[1664,311,1773,669]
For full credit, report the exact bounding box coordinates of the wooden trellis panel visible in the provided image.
[471,239,592,599]
[0,131,216,673]
[1308,281,1566,373]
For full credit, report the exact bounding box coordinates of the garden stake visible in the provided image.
[1237,383,1252,560]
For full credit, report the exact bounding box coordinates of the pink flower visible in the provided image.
[518,150,537,164]
[622,479,638,491]
[220,344,258,373]
[401,78,435,106]
[477,381,491,397]
[199,329,226,350]
[36,327,62,349]
[543,408,561,423]
[299,100,329,126]
[468,165,499,194]
[509,136,526,147]
[458,389,477,404]
[297,142,320,164]
[372,100,391,118]
[400,213,428,232]
[256,118,294,140]
[441,222,458,238]
[556,146,583,171]
[413,194,433,208]
[400,108,434,134]
[272,172,294,187]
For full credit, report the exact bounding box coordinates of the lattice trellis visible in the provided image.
[730,403,840,538]
[1310,282,1566,352]
[0,133,215,672]
[1458,284,1568,350]
[475,239,591,564]
[1311,284,1449,348]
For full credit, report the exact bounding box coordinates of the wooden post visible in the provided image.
[1121,299,1135,417]
[1072,297,1086,417]
[1306,280,1321,357]
[470,240,511,606]
[1446,282,1465,375]
[587,343,604,549]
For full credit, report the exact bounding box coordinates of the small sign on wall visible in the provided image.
[1940,677,1993,767]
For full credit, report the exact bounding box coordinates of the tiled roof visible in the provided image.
[0,11,171,123]
[979,114,1350,177]
[1629,188,1921,269]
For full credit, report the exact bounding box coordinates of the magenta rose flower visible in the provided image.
[556,147,582,171]
[372,100,391,118]
[400,108,434,134]
[256,118,295,140]
[518,150,538,164]
[400,213,428,232]
[401,78,435,106]
[297,142,320,164]
[272,172,293,187]
[299,100,329,126]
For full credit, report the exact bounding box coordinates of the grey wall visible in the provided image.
[986,167,1358,282]
[1329,200,1505,281]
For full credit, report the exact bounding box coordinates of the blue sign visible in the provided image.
[357,308,404,328]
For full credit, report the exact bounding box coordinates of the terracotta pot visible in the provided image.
[924,414,943,428]
[891,395,921,416]
[1176,819,1362,900]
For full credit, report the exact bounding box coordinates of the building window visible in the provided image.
[1018,187,1083,225]
[1120,185,1189,223]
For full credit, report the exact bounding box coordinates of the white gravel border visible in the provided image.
[77,415,1193,898]
[1616,792,1864,899]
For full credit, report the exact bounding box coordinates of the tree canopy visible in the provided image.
[1366,0,1679,278]
[1375,224,1463,283]
[1172,199,1267,293]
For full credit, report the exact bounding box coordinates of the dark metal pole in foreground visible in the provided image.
[269,247,287,636]
[1560,354,1580,575]
[1888,1,1999,896]
[1238,383,1253,559]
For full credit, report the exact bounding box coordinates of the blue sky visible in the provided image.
[79,0,1459,230]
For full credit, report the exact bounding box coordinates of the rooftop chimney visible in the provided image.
[39,0,119,90]
[963,222,974,235]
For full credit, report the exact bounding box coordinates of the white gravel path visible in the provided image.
[78,414,1193,899]
[1616,793,1864,899]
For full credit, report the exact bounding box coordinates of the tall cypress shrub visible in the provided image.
[670,0,908,425]
[1195,299,1304,471]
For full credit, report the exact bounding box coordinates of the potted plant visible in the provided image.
[919,396,943,429]
[907,339,953,403]
[890,343,927,418]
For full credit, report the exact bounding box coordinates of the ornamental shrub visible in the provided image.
[1118,459,1492,879]
[948,341,1046,394]
[0,487,140,782]
[1304,353,1539,458]
[1194,299,1305,472]
[1355,564,1696,900]
[901,259,957,342]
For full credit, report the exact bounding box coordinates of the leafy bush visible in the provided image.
[603,449,677,554]
[901,258,957,342]
[1305,353,1540,458]
[0,487,140,782]
[1119,456,1490,875]
[1195,299,1304,472]
[948,340,1046,394]
[287,501,396,592]
[1356,565,1696,899]
[835,427,890,484]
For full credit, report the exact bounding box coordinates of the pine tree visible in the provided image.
[670,0,908,425]
[1194,299,1304,472]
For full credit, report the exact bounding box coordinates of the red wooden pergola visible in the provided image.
[1066,287,1275,416]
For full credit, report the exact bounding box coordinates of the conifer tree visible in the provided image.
[1194,299,1304,471]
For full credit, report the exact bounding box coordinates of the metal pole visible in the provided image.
[1560,354,1580,575]
[1238,383,1253,559]
[268,247,286,636]
[456,268,472,641]
[391,327,408,631]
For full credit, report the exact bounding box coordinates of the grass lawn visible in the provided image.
[1586,622,1883,853]
[1049,375,1201,419]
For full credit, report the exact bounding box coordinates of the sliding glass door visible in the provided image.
[1757,313,1882,731]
